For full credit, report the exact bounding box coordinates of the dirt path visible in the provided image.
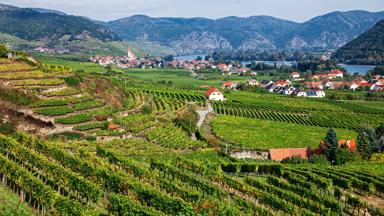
[196,102,213,128]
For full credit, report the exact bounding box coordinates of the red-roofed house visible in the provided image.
[205,87,225,101]
[328,70,344,79]
[304,81,324,90]
[269,148,310,161]
[222,81,237,89]
[290,72,300,79]
[314,139,357,155]
[275,80,291,87]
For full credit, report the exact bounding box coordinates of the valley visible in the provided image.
[0,1,384,216]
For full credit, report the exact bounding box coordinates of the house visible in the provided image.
[328,70,344,79]
[296,91,307,97]
[266,83,278,93]
[205,87,225,101]
[307,90,325,98]
[259,80,273,88]
[304,81,323,90]
[283,86,296,95]
[344,82,359,91]
[275,80,291,87]
[290,72,300,79]
[7,53,13,60]
[222,81,237,89]
[269,148,310,161]
[247,79,259,86]
[315,139,357,155]
[370,81,383,92]
[322,80,334,89]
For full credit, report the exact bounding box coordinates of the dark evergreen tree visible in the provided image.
[357,125,377,159]
[376,124,384,138]
[323,128,339,164]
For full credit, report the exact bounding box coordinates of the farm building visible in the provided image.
[269,148,310,161]
[205,87,225,101]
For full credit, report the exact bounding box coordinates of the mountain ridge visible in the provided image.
[107,10,384,54]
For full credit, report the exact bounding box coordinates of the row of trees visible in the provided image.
[322,124,384,165]
[357,124,384,160]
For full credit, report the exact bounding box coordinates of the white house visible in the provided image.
[290,72,300,79]
[247,79,259,86]
[205,87,225,101]
[371,82,383,92]
[316,90,326,98]
[296,91,307,97]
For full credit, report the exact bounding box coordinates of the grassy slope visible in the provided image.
[212,115,357,149]
[0,185,36,216]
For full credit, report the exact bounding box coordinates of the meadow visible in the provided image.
[212,115,357,150]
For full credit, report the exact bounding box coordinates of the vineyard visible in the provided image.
[212,100,383,130]
[0,56,384,215]
[0,133,383,215]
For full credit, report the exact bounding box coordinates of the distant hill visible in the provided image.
[0,3,128,55]
[0,4,118,42]
[107,11,384,55]
[28,8,67,16]
[1,3,384,56]
[333,19,384,65]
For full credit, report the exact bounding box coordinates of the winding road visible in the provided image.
[196,102,213,128]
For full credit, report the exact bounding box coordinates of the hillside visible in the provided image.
[107,11,384,54]
[333,19,384,65]
[0,45,384,215]
[0,4,128,55]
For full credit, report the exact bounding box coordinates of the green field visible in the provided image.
[212,115,357,150]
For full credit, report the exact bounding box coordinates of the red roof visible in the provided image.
[291,72,300,75]
[205,87,221,97]
[315,139,357,154]
[339,140,357,151]
[269,148,309,161]
[275,80,289,86]
[329,69,344,75]
[222,81,236,87]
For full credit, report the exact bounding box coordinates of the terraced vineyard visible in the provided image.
[1,132,383,215]
[1,56,384,216]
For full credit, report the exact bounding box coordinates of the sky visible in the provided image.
[2,0,384,22]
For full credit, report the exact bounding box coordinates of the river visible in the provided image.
[338,64,376,75]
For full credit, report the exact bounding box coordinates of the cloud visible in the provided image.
[2,0,384,22]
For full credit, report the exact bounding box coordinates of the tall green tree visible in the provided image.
[357,125,377,159]
[323,128,339,164]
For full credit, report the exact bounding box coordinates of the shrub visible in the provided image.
[370,153,384,162]
[309,154,330,165]
[63,76,81,87]
[281,156,308,164]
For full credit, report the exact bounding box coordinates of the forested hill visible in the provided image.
[333,19,384,65]
[0,4,119,42]
[107,11,384,54]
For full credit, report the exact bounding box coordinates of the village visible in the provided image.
[89,48,383,101]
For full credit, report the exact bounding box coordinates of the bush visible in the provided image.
[0,44,7,57]
[309,154,330,165]
[371,153,384,162]
[281,156,308,164]
[63,76,81,87]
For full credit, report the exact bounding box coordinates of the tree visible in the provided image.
[357,125,377,159]
[335,145,355,165]
[376,124,384,138]
[323,128,339,164]
[0,44,7,57]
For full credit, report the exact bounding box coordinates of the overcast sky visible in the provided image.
[2,0,384,22]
